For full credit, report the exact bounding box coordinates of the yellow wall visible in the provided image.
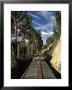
[50,38,61,73]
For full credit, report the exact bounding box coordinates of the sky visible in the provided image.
[27,11,56,44]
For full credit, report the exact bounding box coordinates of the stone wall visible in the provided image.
[50,38,61,73]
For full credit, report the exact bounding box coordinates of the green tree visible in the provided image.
[46,36,54,46]
[54,11,61,40]
[33,29,43,51]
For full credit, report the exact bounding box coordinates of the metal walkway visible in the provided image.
[21,59,56,79]
[41,61,56,79]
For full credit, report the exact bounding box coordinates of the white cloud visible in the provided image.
[41,31,54,43]
[41,31,54,36]
[49,31,54,35]
[37,11,49,20]
[41,31,48,35]
[34,23,53,32]
[32,20,42,25]
[37,11,56,24]
[28,12,40,19]
[51,16,56,21]
[34,26,41,30]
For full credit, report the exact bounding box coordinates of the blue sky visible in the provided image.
[27,11,56,44]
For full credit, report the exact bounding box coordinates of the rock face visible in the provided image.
[50,39,61,73]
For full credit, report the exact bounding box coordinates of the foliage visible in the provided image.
[54,11,61,41]
[46,36,54,46]
[44,11,61,57]
[11,11,43,58]
[29,28,43,51]
[36,30,43,50]
[42,44,47,49]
